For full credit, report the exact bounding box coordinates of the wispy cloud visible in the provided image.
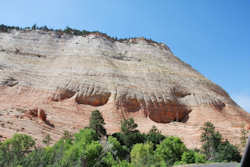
[232,94,250,112]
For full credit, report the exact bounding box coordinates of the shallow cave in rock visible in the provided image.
[75,93,111,106]
[147,102,191,123]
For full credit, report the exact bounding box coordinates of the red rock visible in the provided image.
[38,109,46,122]
[25,108,46,122]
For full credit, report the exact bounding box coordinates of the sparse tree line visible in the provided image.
[0,24,99,37]
[0,24,159,45]
[0,110,245,167]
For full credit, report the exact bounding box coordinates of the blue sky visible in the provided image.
[0,0,250,112]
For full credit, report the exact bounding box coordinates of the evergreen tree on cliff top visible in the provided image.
[89,110,106,137]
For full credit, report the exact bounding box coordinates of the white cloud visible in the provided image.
[232,94,250,112]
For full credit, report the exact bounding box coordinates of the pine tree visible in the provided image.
[200,121,222,160]
[146,126,165,148]
[121,118,138,135]
[200,121,241,162]
[89,110,106,137]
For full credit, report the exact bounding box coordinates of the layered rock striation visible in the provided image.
[0,29,249,147]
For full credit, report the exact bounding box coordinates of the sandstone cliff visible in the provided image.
[0,29,249,148]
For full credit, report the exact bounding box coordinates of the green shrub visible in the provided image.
[181,150,196,164]
[63,26,73,34]
[101,152,118,166]
[194,152,206,163]
[130,143,165,167]
[114,118,146,150]
[0,24,9,32]
[155,136,187,166]
[112,160,134,167]
[146,126,165,149]
[107,136,128,160]
[63,26,85,36]
[81,141,103,167]
[173,161,185,166]
[82,30,91,36]
[74,128,99,143]
[0,134,35,167]
[215,140,241,162]
[180,150,206,164]
[32,24,37,30]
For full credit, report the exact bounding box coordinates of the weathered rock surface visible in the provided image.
[0,29,249,147]
[25,108,47,122]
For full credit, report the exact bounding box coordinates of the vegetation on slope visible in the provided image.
[0,110,242,167]
[0,24,165,47]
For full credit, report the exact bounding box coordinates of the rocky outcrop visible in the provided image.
[25,108,47,122]
[0,29,249,147]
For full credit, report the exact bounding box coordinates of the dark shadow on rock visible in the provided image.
[45,120,55,128]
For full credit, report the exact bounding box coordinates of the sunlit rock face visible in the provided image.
[0,29,249,148]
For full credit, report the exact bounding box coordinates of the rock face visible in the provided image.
[0,29,249,148]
